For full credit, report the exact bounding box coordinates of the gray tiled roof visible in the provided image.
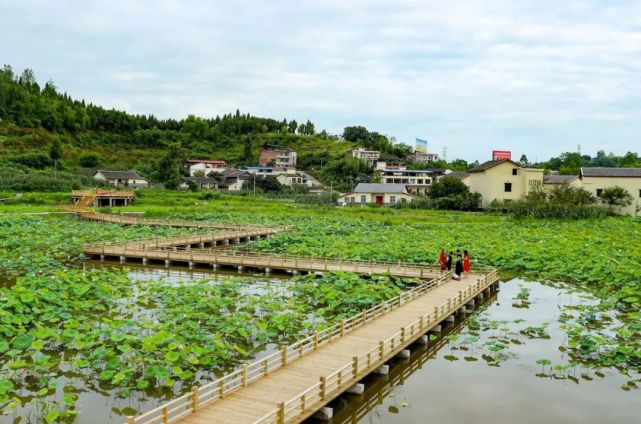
[543,175,578,184]
[581,167,641,178]
[447,171,470,180]
[353,183,407,193]
[97,170,145,180]
[467,159,520,173]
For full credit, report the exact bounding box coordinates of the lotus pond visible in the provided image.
[1,213,640,423]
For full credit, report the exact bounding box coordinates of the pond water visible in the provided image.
[309,279,640,424]
[2,274,638,424]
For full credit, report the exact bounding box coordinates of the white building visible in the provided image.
[93,170,148,188]
[379,168,448,195]
[259,147,297,167]
[350,148,381,167]
[186,160,227,176]
[408,152,440,163]
[336,183,416,206]
[579,167,641,215]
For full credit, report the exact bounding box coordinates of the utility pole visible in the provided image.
[441,146,447,162]
[253,173,256,195]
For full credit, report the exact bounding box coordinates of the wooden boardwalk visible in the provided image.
[129,269,499,424]
[85,245,448,280]
[77,210,287,231]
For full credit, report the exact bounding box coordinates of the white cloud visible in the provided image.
[1,0,640,161]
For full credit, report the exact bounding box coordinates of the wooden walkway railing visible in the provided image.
[127,269,498,424]
[77,211,291,231]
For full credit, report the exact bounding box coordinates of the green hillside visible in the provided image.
[0,65,413,191]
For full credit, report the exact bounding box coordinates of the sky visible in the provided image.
[1,0,641,162]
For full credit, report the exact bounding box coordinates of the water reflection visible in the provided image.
[307,291,498,424]
[309,280,640,424]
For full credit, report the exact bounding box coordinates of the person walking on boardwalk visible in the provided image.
[439,249,447,271]
[463,249,471,278]
[453,253,463,281]
[446,251,453,271]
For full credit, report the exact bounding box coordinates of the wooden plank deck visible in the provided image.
[130,270,499,424]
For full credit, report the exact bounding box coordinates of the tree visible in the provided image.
[428,176,469,199]
[242,136,253,165]
[79,153,101,168]
[158,143,185,189]
[519,154,529,165]
[49,138,63,174]
[288,119,298,134]
[342,126,370,143]
[600,186,633,208]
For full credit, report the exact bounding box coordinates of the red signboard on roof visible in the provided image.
[492,150,512,161]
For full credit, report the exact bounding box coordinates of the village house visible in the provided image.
[179,177,221,190]
[185,160,227,176]
[93,170,149,188]
[336,183,416,206]
[379,166,448,195]
[221,169,253,191]
[464,160,544,207]
[349,147,381,167]
[407,152,440,163]
[579,167,641,215]
[259,146,297,167]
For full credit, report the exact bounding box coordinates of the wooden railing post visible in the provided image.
[162,407,169,423]
[320,377,326,399]
[191,386,199,411]
[281,345,287,367]
[218,379,224,398]
[313,331,319,350]
[340,320,345,337]
[401,327,405,344]
[242,364,248,387]
[352,356,359,377]
[379,341,384,359]
[126,417,134,424]
[277,401,285,424]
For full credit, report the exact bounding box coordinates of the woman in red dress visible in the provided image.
[439,249,447,271]
[463,249,471,278]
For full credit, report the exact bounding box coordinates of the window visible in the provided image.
[390,196,396,204]
[361,195,366,203]
[528,180,541,187]
[350,197,355,203]
[504,183,512,192]
[596,189,603,197]
[512,168,518,176]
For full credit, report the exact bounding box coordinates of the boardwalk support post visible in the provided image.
[396,349,410,359]
[126,417,134,424]
[347,383,365,394]
[313,407,334,421]
[352,356,358,377]
[374,364,389,375]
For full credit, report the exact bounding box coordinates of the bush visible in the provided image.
[10,153,51,169]
[487,199,614,219]
[79,153,101,168]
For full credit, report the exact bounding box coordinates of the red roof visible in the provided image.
[187,160,227,165]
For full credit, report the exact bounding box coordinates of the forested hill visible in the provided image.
[0,65,411,189]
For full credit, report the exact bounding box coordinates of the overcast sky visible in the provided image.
[2,0,640,162]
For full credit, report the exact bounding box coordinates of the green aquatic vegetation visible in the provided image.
[0,251,410,418]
